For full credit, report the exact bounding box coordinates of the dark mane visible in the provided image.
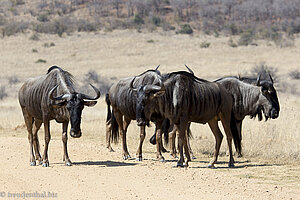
[47,66,75,88]
[165,71,209,83]
[214,76,239,82]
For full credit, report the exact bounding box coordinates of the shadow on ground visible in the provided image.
[73,160,138,167]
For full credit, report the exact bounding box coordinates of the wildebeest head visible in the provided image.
[256,74,280,120]
[50,84,101,138]
[130,77,165,126]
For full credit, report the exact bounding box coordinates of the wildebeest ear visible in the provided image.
[256,74,262,86]
[84,100,97,107]
[52,100,67,108]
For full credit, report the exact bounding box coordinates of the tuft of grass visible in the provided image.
[8,76,19,85]
[29,33,40,41]
[0,86,8,100]
[147,39,154,43]
[200,41,210,48]
[32,49,38,53]
[177,24,193,35]
[228,37,238,48]
[289,70,300,80]
[35,59,46,63]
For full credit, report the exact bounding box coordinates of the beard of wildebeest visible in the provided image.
[66,96,84,138]
[259,82,279,120]
[135,86,148,126]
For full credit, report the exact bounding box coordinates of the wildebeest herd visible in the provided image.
[18,65,280,168]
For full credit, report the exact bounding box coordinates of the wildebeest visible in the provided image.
[18,66,100,167]
[106,67,164,161]
[132,71,240,167]
[150,72,280,159]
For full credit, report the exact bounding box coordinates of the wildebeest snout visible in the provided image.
[270,109,279,119]
[137,118,146,126]
[70,128,82,138]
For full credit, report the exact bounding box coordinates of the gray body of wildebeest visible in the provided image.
[132,71,241,168]
[107,68,163,161]
[151,72,280,159]
[18,66,100,167]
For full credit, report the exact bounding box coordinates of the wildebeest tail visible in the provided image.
[110,110,119,144]
[186,122,193,139]
[149,118,170,145]
[105,93,111,123]
[162,118,170,144]
[230,111,242,155]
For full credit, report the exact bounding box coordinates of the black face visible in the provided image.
[136,86,150,126]
[135,85,165,126]
[66,95,85,138]
[259,81,280,119]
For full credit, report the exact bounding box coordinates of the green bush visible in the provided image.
[152,16,161,26]
[133,14,144,25]
[238,29,255,46]
[177,24,193,34]
[37,12,50,22]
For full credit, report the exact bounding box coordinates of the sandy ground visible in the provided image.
[0,134,299,200]
[0,30,300,200]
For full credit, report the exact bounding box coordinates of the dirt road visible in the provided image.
[0,136,299,200]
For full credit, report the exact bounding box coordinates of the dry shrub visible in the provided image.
[83,70,113,94]
[0,86,8,100]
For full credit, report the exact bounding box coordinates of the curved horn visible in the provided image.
[185,64,194,75]
[80,84,101,100]
[144,85,163,93]
[256,73,262,86]
[155,64,160,71]
[268,73,274,84]
[130,77,138,92]
[49,85,71,101]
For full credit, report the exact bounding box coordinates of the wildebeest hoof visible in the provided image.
[30,161,36,166]
[107,147,115,152]
[176,162,184,168]
[136,156,143,161]
[159,157,166,162]
[207,163,216,169]
[65,161,72,166]
[191,155,197,160]
[237,153,243,158]
[123,154,131,160]
[228,163,235,168]
[42,161,49,167]
[161,147,169,153]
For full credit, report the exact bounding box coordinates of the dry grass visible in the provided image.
[0,30,299,164]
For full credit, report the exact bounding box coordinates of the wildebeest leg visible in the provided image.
[136,125,145,161]
[176,120,190,167]
[62,122,72,166]
[42,120,51,167]
[236,120,243,157]
[114,112,130,160]
[123,116,131,159]
[220,113,235,168]
[32,119,42,165]
[186,124,196,159]
[155,121,165,162]
[21,108,35,166]
[105,119,114,152]
[169,126,177,158]
[207,119,223,168]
